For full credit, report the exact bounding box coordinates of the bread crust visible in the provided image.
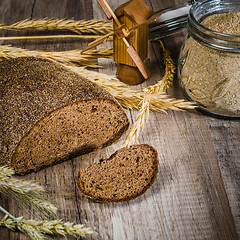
[0,57,129,174]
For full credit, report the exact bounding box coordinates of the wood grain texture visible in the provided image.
[0,0,239,239]
[206,118,240,234]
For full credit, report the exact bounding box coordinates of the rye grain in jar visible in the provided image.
[178,0,240,118]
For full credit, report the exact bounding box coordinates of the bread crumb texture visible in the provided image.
[0,57,129,175]
[77,144,158,202]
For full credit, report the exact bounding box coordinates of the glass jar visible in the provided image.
[178,0,240,118]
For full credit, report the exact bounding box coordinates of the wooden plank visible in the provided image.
[138,110,238,239]
[0,0,35,48]
[206,118,240,236]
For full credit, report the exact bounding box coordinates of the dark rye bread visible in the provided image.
[77,144,158,202]
[0,57,129,175]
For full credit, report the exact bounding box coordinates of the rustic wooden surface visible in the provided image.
[0,0,240,239]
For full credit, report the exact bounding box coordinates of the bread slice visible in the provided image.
[0,57,129,175]
[77,144,158,202]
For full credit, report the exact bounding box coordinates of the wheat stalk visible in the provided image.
[122,96,150,148]
[0,45,113,67]
[0,18,113,41]
[0,206,45,240]
[145,40,176,93]
[0,209,94,239]
[0,34,113,41]
[122,40,185,147]
[0,212,46,240]
[0,166,57,218]
[66,66,195,111]
[0,18,112,34]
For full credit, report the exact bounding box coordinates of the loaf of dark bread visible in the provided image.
[77,144,158,202]
[0,57,129,175]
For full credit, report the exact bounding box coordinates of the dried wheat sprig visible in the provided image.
[0,34,112,41]
[122,96,150,148]
[145,40,175,93]
[0,18,112,35]
[0,45,113,67]
[0,206,45,240]
[66,66,195,111]
[0,166,57,217]
[0,210,94,239]
[0,165,15,177]
[149,93,195,111]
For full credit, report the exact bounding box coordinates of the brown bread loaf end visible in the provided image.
[0,57,129,175]
[77,144,158,202]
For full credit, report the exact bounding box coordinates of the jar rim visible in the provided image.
[188,0,240,51]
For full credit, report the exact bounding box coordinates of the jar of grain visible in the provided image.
[178,0,240,118]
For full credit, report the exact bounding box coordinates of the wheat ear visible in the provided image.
[0,18,112,34]
[122,96,150,148]
[0,34,113,41]
[0,165,57,218]
[0,18,113,41]
[0,208,94,239]
[0,45,113,68]
[145,40,176,93]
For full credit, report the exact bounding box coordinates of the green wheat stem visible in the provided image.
[0,206,18,222]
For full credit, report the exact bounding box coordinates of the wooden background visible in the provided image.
[0,0,239,239]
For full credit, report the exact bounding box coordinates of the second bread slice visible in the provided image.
[77,144,158,202]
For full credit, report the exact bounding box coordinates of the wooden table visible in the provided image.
[0,0,239,239]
